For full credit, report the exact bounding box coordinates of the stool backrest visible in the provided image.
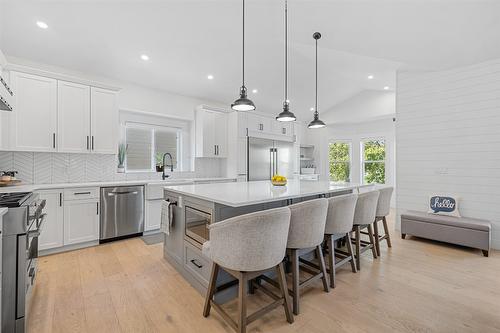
[287,198,328,249]
[207,206,291,272]
[376,186,393,217]
[325,193,358,235]
[353,190,380,226]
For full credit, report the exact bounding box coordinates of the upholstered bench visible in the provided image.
[401,210,491,257]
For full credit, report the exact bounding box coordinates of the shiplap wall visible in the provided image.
[396,59,500,249]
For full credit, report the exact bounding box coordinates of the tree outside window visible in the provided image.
[362,139,385,184]
[329,142,351,182]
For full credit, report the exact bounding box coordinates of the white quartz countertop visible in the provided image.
[0,177,236,193]
[164,180,368,207]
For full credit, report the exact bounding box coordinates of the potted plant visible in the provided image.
[155,152,164,172]
[117,144,127,173]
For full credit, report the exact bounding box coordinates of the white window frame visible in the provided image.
[360,137,386,185]
[124,122,182,173]
[328,140,352,182]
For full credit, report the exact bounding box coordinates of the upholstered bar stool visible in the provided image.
[281,198,330,315]
[202,207,293,333]
[324,193,358,288]
[352,190,380,270]
[373,187,394,257]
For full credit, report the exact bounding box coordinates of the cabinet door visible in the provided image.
[236,137,247,175]
[145,200,162,231]
[90,87,118,154]
[202,111,216,157]
[38,190,64,250]
[57,81,91,153]
[213,111,227,158]
[10,72,57,151]
[247,113,271,133]
[272,121,292,136]
[64,199,99,245]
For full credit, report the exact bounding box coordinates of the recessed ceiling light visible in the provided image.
[367,75,374,80]
[207,75,214,80]
[36,21,48,29]
[140,54,150,61]
[252,89,258,94]
[383,86,389,90]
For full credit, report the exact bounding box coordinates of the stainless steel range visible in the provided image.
[0,192,46,333]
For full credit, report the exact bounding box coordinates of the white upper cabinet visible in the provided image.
[272,121,292,136]
[57,81,91,153]
[9,72,57,151]
[247,113,271,133]
[90,87,118,154]
[195,108,228,158]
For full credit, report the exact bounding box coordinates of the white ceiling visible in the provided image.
[1,0,500,120]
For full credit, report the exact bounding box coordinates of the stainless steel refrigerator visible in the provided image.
[247,137,295,181]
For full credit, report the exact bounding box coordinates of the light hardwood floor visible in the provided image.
[28,214,500,333]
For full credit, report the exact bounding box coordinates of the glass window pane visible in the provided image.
[329,142,350,181]
[126,127,152,171]
[329,142,350,162]
[155,130,178,169]
[363,162,385,184]
[330,162,350,182]
[363,139,385,161]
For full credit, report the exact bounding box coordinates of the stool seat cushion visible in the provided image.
[402,210,491,231]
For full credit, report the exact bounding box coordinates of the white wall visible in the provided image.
[396,59,500,249]
[322,90,395,124]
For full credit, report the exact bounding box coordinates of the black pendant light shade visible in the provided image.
[231,0,255,112]
[308,32,326,129]
[276,0,296,122]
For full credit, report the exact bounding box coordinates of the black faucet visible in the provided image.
[162,153,174,180]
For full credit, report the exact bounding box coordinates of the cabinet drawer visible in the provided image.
[64,187,99,201]
[184,242,211,284]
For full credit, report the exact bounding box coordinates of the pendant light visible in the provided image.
[276,0,296,122]
[308,32,326,129]
[231,0,256,111]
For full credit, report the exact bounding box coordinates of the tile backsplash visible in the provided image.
[0,151,226,184]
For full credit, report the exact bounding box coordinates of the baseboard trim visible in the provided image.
[39,240,99,256]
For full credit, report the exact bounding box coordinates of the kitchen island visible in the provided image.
[162,180,368,296]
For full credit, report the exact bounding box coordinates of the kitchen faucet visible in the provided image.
[162,152,174,180]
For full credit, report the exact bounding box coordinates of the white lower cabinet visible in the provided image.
[63,198,99,245]
[38,190,64,250]
[145,199,162,231]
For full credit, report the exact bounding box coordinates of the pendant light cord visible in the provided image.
[242,0,245,87]
[284,0,288,102]
[315,36,318,116]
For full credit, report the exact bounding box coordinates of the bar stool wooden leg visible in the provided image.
[237,272,247,333]
[276,262,294,324]
[373,219,381,256]
[316,245,330,293]
[203,263,219,317]
[367,224,378,259]
[326,235,336,288]
[383,216,392,247]
[290,249,300,315]
[345,233,357,273]
[355,225,361,270]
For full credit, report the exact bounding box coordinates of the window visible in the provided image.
[329,142,351,182]
[125,124,181,172]
[362,138,385,184]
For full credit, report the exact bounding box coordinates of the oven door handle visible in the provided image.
[28,213,46,238]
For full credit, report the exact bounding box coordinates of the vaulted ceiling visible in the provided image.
[1,0,500,120]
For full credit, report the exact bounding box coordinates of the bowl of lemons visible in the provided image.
[271,175,287,186]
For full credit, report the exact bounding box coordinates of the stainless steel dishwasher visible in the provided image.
[100,185,144,242]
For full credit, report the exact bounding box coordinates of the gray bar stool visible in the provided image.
[202,207,293,333]
[324,193,358,288]
[352,190,380,270]
[373,186,394,256]
[283,198,330,315]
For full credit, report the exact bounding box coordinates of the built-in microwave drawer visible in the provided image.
[184,242,211,284]
[64,187,99,201]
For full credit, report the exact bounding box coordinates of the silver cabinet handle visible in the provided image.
[52,133,56,149]
[91,136,94,150]
[107,191,138,196]
[74,191,91,195]
[87,136,90,150]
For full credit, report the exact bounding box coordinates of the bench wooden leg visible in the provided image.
[326,235,336,288]
[355,226,361,270]
[401,233,406,239]
[373,219,381,257]
[367,224,378,259]
[345,233,357,273]
[482,250,489,257]
[316,245,330,293]
[290,249,300,315]
[203,263,219,317]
